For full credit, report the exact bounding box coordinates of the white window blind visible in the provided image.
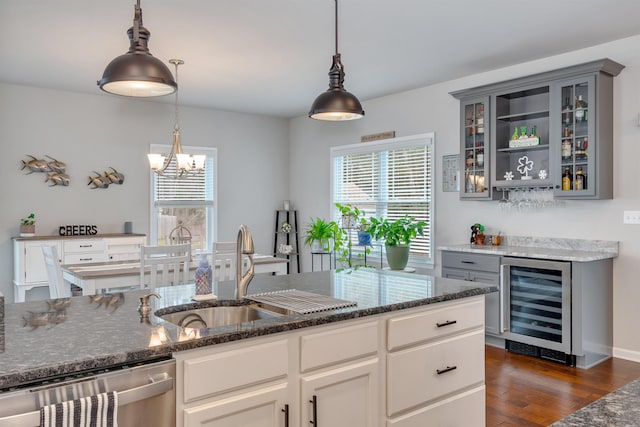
[331,134,433,262]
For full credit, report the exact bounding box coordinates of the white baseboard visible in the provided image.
[613,347,640,363]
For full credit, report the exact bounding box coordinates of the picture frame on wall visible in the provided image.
[442,154,460,192]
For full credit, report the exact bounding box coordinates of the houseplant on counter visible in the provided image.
[367,215,426,270]
[303,217,339,253]
[20,213,36,237]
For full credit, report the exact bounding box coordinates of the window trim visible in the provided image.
[330,133,435,267]
[149,144,218,249]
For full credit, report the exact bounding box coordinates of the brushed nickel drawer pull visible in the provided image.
[461,260,475,264]
[436,365,457,375]
[282,404,289,427]
[309,395,317,425]
[80,245,93,248]
[80,258,93,261]
[436,320,457,328]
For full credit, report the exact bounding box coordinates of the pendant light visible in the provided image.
[309,0,364,121]
[147,60,206,179]
[97,0,177,97]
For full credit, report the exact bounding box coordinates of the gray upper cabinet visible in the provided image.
[451,58,624,200]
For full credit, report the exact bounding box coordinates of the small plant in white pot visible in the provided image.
[20,213,36,237]
[367,216,426,270]
[303,217,339,253]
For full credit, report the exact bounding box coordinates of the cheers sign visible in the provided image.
[59,225,98,236]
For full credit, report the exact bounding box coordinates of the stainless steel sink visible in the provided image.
[158,304,281,329]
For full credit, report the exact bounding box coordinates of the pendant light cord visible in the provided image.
[171,60,181,132]
[334,0,339,55]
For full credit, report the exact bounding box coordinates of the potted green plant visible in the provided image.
[20,213,36,237]
[368,215,426,270]
[303,217,339,253]
[335,203,372,245]
[335,202,361,229]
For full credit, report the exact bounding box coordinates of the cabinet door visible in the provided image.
[553,75,597,198]
[469,271,500,336]
[460,97,492,199]
[300,358,379,427]
[183,383,289,427]
[25,240,62,284]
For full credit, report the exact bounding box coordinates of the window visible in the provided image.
[150,145,217,253]
[331,133,433,265]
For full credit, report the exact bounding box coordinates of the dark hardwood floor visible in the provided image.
[485,345,640,426]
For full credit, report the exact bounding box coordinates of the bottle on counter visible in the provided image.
[562,166,573,191]
[575,167,586,190]
[195,254,212,296]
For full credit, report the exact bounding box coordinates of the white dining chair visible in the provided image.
[213,241,236,281]
[139,244,191,289]
[42,245,72,299]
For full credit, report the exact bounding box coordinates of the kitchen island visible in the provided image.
[0,269,496,426]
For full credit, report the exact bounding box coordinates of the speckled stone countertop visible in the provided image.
[439,236,618,262]
[0,269,496,391]
[550,377,640,426]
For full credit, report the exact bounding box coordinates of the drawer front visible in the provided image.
[63,252,108,264]
[387,330,484,417]
[387,385,485,427]
[105,237,145,261]
[441,251,499,273]
[182,339,288,403]
[301,321,378,372]
[387,297,484,350]
[63,239,106,253]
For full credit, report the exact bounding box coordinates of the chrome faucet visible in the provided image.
[236,224,255,299]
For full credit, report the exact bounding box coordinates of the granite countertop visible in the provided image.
[550,377,640,426]
[0,269,496,391]
[439,236,618,262]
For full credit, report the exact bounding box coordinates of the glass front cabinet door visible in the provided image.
[552,75,597,198]
[460,97,491,199]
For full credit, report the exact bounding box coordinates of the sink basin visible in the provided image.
[157,304,281,329]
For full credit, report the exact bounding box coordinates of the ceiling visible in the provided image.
[1,0,639,119]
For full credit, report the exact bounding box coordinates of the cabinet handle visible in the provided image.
[79,245,92,248]
[282,404,289,427]
[309,395,317,425]
[79,258,93,261]
[436,365,457,375]
[461,260,475,264]
[436,320,457,328]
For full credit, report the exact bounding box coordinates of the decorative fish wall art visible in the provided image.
[87,167,125,189]
[21,155,71,187]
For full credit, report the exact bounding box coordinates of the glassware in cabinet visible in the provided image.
[460,97,491,198]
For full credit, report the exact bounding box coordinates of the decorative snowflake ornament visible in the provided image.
[538,169,548,180]
[517,155,534,179]
[504,171,514,180]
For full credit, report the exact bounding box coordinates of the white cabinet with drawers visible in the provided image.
[12,234,146,302]
[174,295,486,427]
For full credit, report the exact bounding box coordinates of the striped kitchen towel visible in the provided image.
[40,391,118,427]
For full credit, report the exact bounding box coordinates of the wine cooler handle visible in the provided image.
[282,404,289,427]
[309,395,318,426]
[500,264,509,333]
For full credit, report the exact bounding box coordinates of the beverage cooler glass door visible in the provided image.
[500,257,571,354]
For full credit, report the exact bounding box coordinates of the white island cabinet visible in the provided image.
[173,295,485,427]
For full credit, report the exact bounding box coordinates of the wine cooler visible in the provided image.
[500,257,574,365]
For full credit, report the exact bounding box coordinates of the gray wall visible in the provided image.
[289,35,640,360]
[0,83,289,300]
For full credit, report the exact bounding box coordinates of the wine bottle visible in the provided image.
[575,167,586,190]
[562,167,573,191]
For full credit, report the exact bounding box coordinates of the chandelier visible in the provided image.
[147,59,206,178]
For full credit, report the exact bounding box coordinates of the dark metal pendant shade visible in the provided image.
[309,53,364,121]
[309,0,364,121]
[97,1,176,97]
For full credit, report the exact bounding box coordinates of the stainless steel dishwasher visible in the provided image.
[0,358,175,427]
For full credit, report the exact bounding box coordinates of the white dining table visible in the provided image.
[61,254,289,295]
